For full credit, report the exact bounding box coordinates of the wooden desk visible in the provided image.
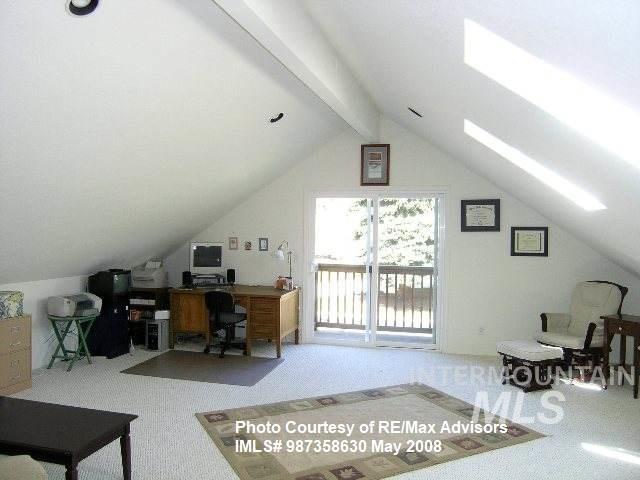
[169,285,299,358]
[602,314,640,399]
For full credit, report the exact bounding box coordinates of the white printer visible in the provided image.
[47,293,103,317]
[132,260,168,288]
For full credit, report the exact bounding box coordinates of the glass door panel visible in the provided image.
[375,197,438,345]
[313,198,372,343]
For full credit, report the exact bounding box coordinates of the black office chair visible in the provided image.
[204,290,247,358]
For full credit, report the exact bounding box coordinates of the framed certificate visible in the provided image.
[361,144,390,185]
[511,227,548,256]
[461,199,500,231]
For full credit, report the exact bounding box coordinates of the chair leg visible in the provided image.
[562,349,573,370]
[219,325,233,358]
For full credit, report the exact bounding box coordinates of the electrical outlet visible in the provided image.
[478,326,486,335]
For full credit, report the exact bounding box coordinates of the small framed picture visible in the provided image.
[244,241,252,251]
[228,237,238,250]
[461,199,500,232]
[258,237,269,251]
[361,144,390,186]
[511,227,548,256]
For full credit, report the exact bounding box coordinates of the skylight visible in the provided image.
[464,19,640,169]
[464,120,606,211]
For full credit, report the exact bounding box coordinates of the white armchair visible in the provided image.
[535,281,627,363]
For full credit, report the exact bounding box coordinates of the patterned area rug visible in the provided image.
[196,383,544,480]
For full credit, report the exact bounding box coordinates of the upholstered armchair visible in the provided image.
[535,281,627,364]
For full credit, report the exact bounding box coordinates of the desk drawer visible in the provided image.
[0,349,30,389]
[251,298,278,314]
[0,316,31,355]
[249,324,277,339]
[610,322,640,336]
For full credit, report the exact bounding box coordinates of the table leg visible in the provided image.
[295,328,300,344]
[120,425,131,480]
[77,318,95,365]
[276,338,282,358]
[65,461,78,480]
[246,338,252,356]
[204,330,211,354]
[620,334,627,386]
[634,336,639,400]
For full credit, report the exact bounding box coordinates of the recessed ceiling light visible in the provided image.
[408,107,423,118]
[464,19,640,170]
[464,120,606,211]
[269,113,284,123]
[68,0,99,16]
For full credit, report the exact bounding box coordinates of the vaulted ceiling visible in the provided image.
[2,0,640,284]
[0,0,345,283]
[302,0,640,276]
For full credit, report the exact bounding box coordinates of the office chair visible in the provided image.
[204,290,247,358]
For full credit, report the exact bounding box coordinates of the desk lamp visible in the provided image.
[275,241,292,279]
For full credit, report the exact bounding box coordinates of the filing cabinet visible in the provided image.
[0,315,32,395]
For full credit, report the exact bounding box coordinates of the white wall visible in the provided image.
[166,117,640,356]
[0,276,87,369]
[0,0,343,284]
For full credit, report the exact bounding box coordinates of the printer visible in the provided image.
[47,293,103,317]
[132,260,168,288]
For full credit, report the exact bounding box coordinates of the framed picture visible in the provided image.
[244,241,252,251]
[461,199,500,232]
[361,144,390,186]
[511,227,548,256]
[258,237,269,251]
[228,237,238,250]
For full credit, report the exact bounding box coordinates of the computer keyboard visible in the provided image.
[183,282,233,289]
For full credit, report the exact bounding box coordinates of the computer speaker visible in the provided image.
[227,269,236,284]
[182,271,193,287]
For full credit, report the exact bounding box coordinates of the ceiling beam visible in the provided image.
[213,0,380,141]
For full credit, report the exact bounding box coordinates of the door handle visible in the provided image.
[9,326,22,347]
[10,360,21,380]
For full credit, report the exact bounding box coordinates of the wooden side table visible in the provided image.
[602,314,640,399]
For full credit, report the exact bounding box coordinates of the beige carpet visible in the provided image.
[197,383,544,480]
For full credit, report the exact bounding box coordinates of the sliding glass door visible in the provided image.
[307,192,444,348]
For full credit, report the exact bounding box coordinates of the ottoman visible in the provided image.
[497,340,563,392]
[0,455,48,480]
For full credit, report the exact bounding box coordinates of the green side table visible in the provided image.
[47,314,98,372]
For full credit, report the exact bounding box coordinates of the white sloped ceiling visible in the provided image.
[0,0,346,283]
[303,0,640,277]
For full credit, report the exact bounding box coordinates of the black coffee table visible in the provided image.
[0,397,137,480]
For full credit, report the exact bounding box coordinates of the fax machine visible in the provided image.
[47,293,102,317]
[132,261,168,288]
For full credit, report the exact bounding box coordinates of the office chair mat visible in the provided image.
[121,349,283,386]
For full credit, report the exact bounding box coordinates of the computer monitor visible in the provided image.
[190,242,223,275]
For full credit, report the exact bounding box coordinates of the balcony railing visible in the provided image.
[314,263,434,333]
